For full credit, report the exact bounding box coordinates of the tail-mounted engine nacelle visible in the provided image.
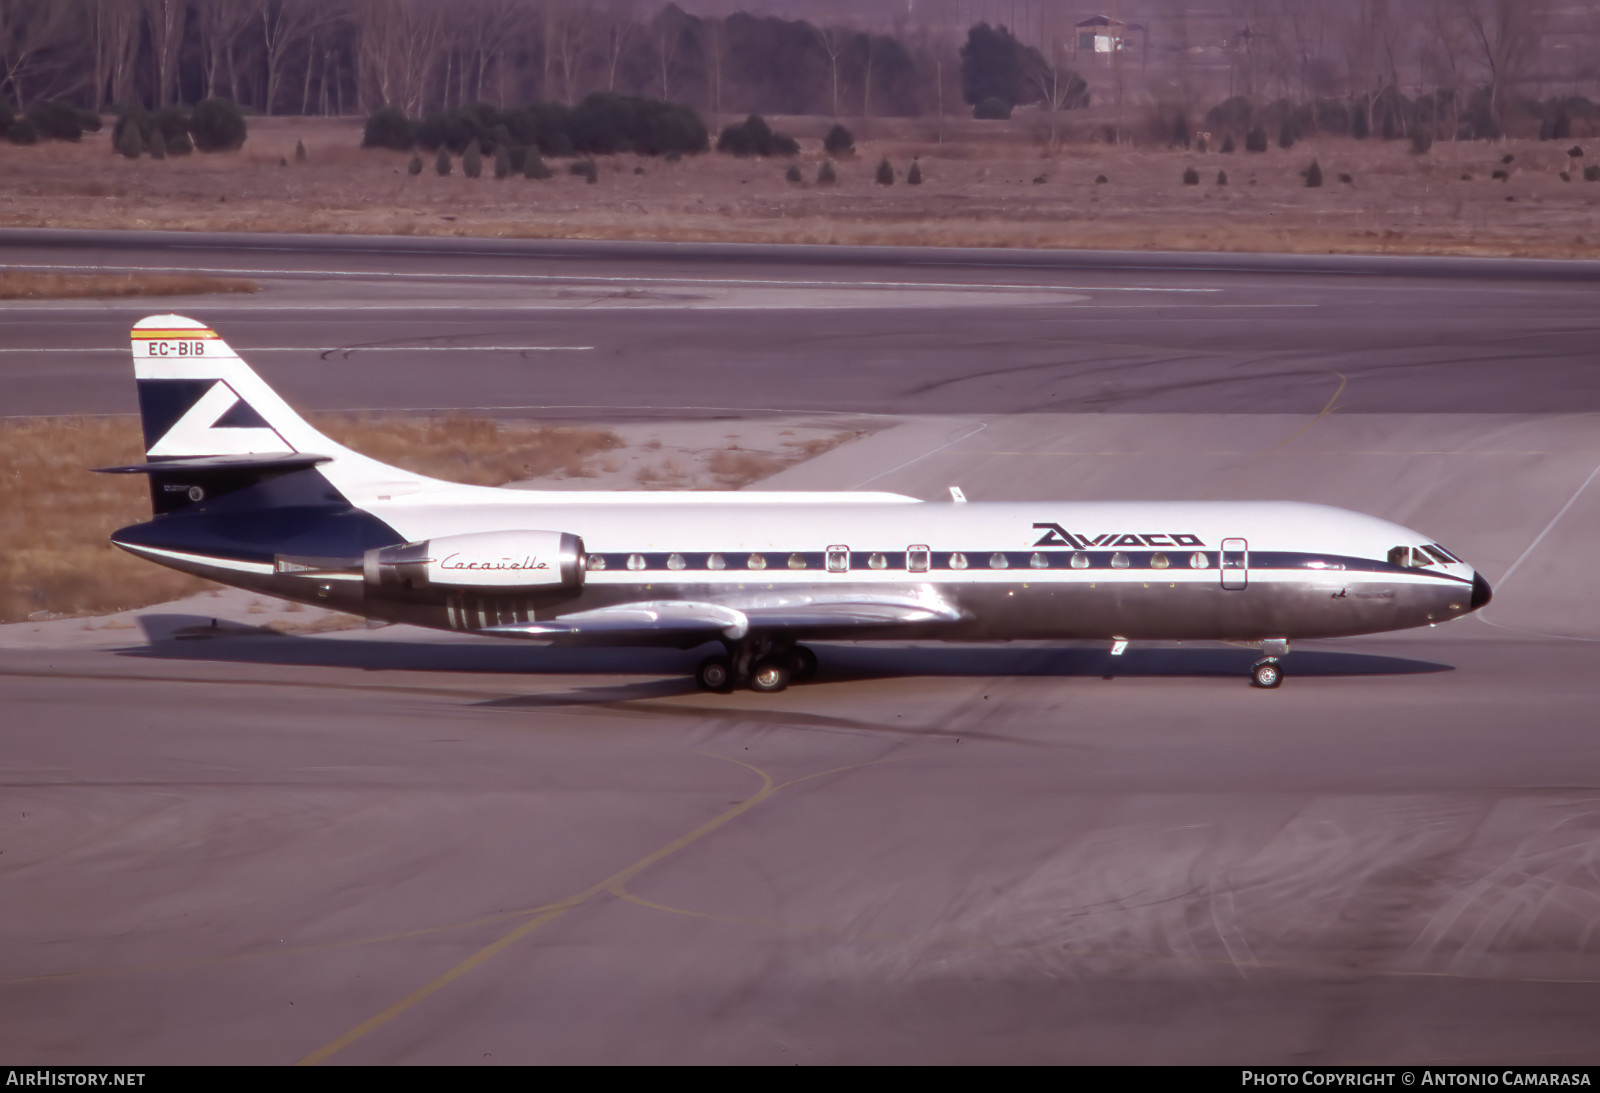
[363,530,585,591]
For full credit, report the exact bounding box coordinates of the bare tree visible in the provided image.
[1227,0,1267,101]
[547,1,592,105]
[256,0,339,116]
[351,0,444,114]
[647,4,692,102]
[1450,0,1549,135]
[139,0,186,106]
[1421,0,1471,138]
[596,0,638,93]
[1156,0,1196,132]
[813,24,849,119]
[85,0,143,108]
[1339,0,1390,132]
[456,0,523,106]
[193,0,254,101]
[0,0,82,109]
[702,15,726,121]
[859,33,875,118]
[1025,26,1088,148]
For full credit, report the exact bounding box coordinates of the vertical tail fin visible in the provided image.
[123,315,434,510]
[132,314,336,458]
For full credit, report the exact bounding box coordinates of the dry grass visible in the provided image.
[1,116,1597,259]
[0,416,207,623]
[0,414,621,623]
[706,447,788,487]
[311,413,622,485]
[0,271,259,299]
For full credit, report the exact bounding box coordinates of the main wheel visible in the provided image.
[696,656,733,692]
[749,659,791,694]
[1251,658,1283,689]
[789,645,818,682]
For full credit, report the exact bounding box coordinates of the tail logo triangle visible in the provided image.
[146,380,295,457]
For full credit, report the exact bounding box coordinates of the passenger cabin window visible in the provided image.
[989,553,1008,569]
[949,552,968,570]
[667,553,686,570]
[1070,552,1089,569]
[626,554,646,571]
[747,553,766,570]
[1151,552,1169,569]
[1189,552,1209,569]
[868,552,888,570]
[1111,552,1130,569]
[1029,552,1048,569]
[788,553,807,569]
[707,553,726,570]
[908,545,930,573]
[587,555,607,571]
[826,546,849,573]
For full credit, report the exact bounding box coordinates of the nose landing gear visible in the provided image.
[1250,639,1289,688]
[1250,658,1283,688]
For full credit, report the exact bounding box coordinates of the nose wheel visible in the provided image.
[1250,657,1283,688]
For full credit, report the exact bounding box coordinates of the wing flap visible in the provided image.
[482,601,750,645]
[481,595,963,646]
[743,600,963,629]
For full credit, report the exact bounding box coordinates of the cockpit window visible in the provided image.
[1430,543,1462,564]
[1387,545,1434,568]
[1421,545,1454,566]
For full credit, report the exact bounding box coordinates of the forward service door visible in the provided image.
[1220,538,1248,590]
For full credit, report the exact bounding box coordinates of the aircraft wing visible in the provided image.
[481,595,963,646]
[485,601,748,645]
[741,599,962,630]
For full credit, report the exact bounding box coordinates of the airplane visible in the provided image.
[102,314,1492,692]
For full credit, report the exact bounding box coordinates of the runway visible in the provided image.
[3,229,1600,419]
[1,231,1598,1064]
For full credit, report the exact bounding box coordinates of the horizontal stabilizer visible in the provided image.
[95,453,333,475]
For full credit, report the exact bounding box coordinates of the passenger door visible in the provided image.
[1220,538,1248,590]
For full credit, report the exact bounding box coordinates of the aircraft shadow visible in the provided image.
[121,614,1454,687]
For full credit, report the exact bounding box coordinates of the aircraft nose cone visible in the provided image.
[1470,572,1493,611]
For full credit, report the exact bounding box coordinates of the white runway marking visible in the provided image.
[1478,457,1600,644]
[0,303,1308,316]
[851,422,991,490]
[0,345,594,353]
[2,262,1221,294]
[1492,456,1600,593]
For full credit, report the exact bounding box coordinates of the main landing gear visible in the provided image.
[696,640,818,694]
